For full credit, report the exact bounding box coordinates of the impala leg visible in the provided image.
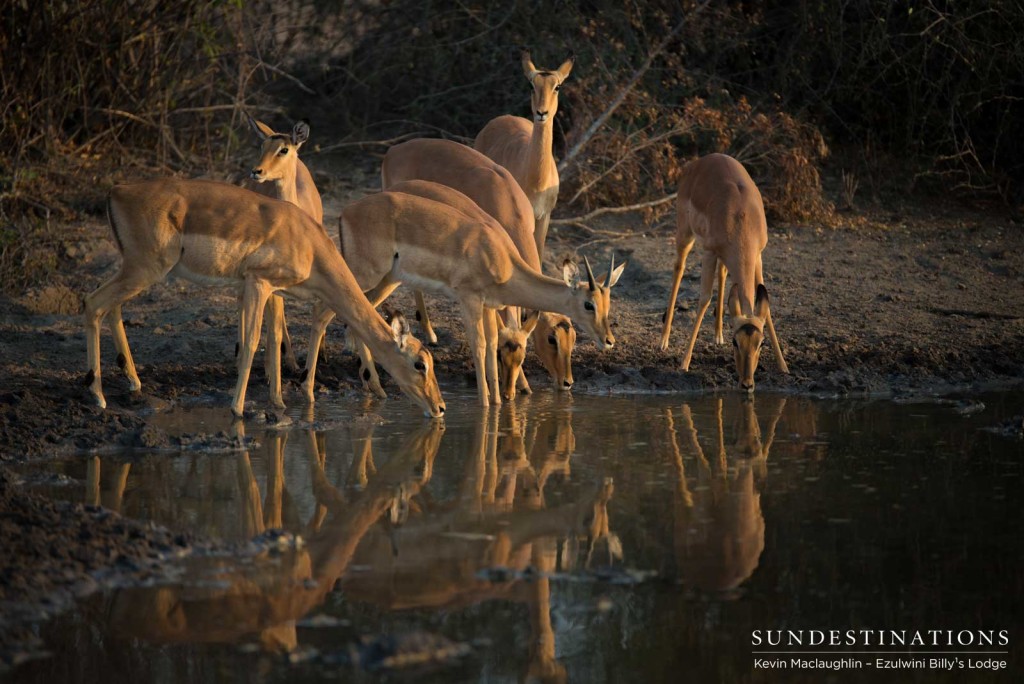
[84,267,159,409]
[278,298,299,374]
[301,301,336,403]
[534,212,551,264]
[516,366,532,395]
[232,277,273,417]
[107,305,140,392]
[414,291,438,346]
[356,340,387,399]
[659,233,695,351]
[484,308,501,406]
[461,299,490,408]
[714,261,728,345]
[681,251,717,372]
[264,295,285,410]
[756,262,790,374]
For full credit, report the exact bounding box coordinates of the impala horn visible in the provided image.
[583,256,597,291]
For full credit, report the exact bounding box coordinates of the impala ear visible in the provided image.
[556,53,575,82]
[729,284,743,319]
[521,310,540,336]
[521,48,539,81]
[606,254,626,288]
[247,114,273,141]
[291,119,310,147]
[562,259,581,289]
[754,284,770,319]
[390,312,412,350]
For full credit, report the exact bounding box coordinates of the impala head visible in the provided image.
[496,310,539,402]
[521,49,574,124]
[246,115,309,184]
[532,313,576,390]
[730,284,772,394]
[562,255,626,350]
[386,311,446,418]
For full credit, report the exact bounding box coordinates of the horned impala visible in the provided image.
[659,153,789,391]
[240,116,324,376]
[474,49,574,261]
[84,178,444,418]
[382,138,578,396]
[306,181,623,407]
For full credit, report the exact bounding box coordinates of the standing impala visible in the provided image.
[382,138,578,394]
[659,154,789,391]
[84,178,444,418]
[241,115,324,376]
[474,49,574,262]
[308,182,623,407]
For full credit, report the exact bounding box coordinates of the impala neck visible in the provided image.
[499,264,575,316]
[526,117,556,191]
[314,246,402,366]
[270,174,299,206]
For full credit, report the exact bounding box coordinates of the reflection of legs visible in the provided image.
[307,431,342,532]
[413,291,438,345]
[664,409,693,507]
[105,463,131,514]
[681,251,718,371]
[714,261,728,345]
[263,434,287,529]
[236,452,265,537]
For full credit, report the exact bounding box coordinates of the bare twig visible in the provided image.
[551,192,678,227]
[557,0,710,178]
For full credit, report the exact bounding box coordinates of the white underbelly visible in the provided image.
[169,262,242,289]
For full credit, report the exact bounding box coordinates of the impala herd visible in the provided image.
[83,51,789,419]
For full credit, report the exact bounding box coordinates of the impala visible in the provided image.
[659,153,789,391]
[84,178,444,418]
[240,115,324,376]
[307,182,623,407]
[382,138,578,393]
[474,49,574,261]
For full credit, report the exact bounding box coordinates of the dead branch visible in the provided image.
[557,0,710,179]
[550,192,678,227]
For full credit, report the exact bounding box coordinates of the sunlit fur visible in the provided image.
[533,313,576,390]
[474,50,574,261]
[659,153,789,391]
[86,179,445,419]
[240,116,324,381]
[496,311,539,401]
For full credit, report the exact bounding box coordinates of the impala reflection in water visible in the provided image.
[12,391,1024,683]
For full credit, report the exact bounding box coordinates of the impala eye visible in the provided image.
[414,360,426,372]
[548,334,557,346]
[554,85,561,92]
[278,148,288,155]
[584,301,595,312]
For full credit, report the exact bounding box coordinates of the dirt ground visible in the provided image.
[1,162,1023,663]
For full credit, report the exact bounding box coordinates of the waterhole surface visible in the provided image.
[10,391,1024,682]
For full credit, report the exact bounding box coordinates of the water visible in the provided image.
[10,391,1024,682]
